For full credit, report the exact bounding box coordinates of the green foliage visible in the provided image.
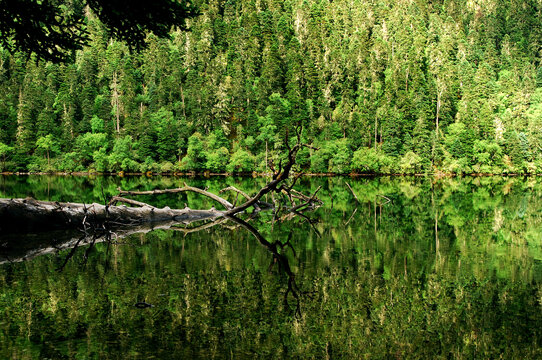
[58,152,80,172]
[310,139,351,173]
[1,0,542,174]
[75,133,108,166]
[92,147,108,172]
[227,147,255,173]
[181,133,206,172]
[399,151,423,174]
[90,116,105,133]
[444,122,475,160]
[351,148,396,174]
[108,136,138,171]
[151,108,178,162]
[471,140,503,173]
[0,142,14,170]
[256,113,277,148]
[35,134,60,168]
[206,147,230,173]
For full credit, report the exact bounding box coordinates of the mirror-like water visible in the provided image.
[1,175,542,359]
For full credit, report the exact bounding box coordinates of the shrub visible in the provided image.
[108,136,136,171]
[310,139,352,173]
[181,133,206,171]
[206,147,229,172]
[399,151,423,174]
[227,148,255,173]
[351,148,395,174]
[59,152,79,172]
[160,162,175,173]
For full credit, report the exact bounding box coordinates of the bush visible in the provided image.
[351,148,395,174]
[160,161,175,173]
[108,136,137,172]
[59,152,79,172]
[92,147,108,172]
[309,149,329,173]
[27,156,46,172]
[181,133,206,171]
[399,151,423,174]
[206,147,229,172]
[227,148,255,173]
[139,157,161,172]
[310,139,352,173]
[329,139,352,174]
[473,140,503,169]
[442,157,472,174]
[75,133,107,165]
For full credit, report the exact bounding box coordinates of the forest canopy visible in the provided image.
[1,0,542,175]
[0,0,197,62]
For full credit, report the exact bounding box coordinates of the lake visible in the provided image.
[1,175,542,359]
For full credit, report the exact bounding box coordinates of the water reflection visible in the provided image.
[1,175,542,358]
[0,185,316,316]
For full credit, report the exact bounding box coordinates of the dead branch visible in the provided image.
[345,182,360,204]
[219,186,251,201]
[109,196,157,209]
[118,182,233,210]
[222,141,302,216]
[220,186,261,211]
[290,188,313,202]
[377,194,391,205]
[289,185,322,213]
[171,217,230,235]
[344,207,358,226]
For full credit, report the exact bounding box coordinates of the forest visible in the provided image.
[1,0,542,175]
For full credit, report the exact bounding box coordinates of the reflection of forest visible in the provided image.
[1,175,542,358]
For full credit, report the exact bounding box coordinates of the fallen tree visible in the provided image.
[0,132,322,235]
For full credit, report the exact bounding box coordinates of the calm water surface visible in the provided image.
[1,175,542,359]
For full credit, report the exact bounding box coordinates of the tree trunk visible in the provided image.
[374,116,378,150]
[0,198,223,234]
[436,88,442,140]
[112,71,121,134]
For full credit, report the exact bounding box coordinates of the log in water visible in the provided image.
[0,198,223,234]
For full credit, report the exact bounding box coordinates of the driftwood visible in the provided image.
[0,219,188,264]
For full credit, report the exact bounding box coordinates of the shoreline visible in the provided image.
[1,171,539,177]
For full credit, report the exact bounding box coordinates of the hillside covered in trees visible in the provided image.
[1,0,542,174]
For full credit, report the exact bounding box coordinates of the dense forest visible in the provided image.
[2,0,542,174]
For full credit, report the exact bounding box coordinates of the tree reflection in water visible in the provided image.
[2,176,542,359]
[1,204,319,317]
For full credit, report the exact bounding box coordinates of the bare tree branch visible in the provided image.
[345,182,360,204]
[118,182,233,210]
